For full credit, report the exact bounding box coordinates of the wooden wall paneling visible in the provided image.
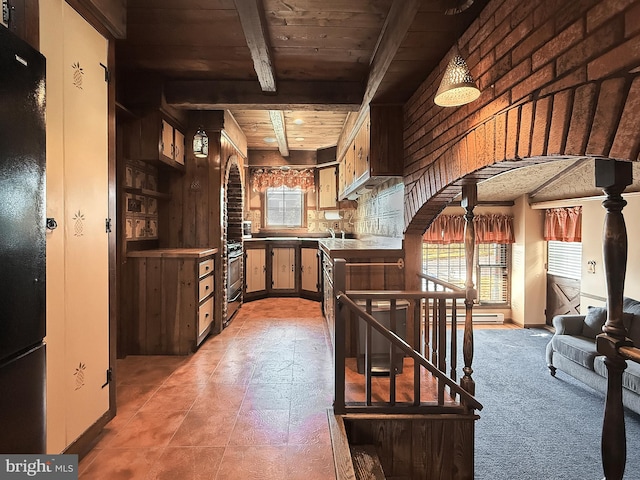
[177,259,196,354]
[144,257,163,353]
[370,105,404,176]
[135,258,147,354]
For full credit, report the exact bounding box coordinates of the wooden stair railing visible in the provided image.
[332,255,482,416]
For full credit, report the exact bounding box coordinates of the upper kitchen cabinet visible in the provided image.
[125,110,186,171]
[338,105,403,200]
[318,166,338,209]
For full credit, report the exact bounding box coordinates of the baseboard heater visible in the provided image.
[444,312,505,324]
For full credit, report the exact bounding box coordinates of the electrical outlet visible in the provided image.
[334,222,339,229]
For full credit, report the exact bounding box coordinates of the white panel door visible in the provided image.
[246,248,266,293]
[62,2,110,444]
[272,247,295,290]
[301,248,319,292]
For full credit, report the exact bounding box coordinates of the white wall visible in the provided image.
[511,196,547,327]
[579,193,640,310]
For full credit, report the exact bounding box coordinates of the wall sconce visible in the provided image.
[434,47,481,107]
[193,127,209,158]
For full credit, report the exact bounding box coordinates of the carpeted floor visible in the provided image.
[469,328,640,480]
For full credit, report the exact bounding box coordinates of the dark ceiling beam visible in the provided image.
[233,0,277,92]
[337,0,421,161]
[268,110,289,157]
[164,80,363,111]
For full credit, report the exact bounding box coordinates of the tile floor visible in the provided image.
[79,298,336,480]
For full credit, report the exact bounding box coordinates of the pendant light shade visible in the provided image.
[434,51,480,107]
[193,127,209,158]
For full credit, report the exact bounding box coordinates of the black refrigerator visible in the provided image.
[0,24,47,453]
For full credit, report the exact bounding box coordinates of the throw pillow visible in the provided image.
[582,306,607,338]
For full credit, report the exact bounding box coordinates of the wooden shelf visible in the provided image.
[124,186,171,200]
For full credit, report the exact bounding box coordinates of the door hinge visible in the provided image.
[105,218,112,233]
[101,368,113,388]
[99,63,111,83]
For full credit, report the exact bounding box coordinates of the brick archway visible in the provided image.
[402,0,640,235]
[405,74,640,235]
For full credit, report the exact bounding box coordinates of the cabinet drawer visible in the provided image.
[198,296,214,337]
[199,275,214,302]
[199,258,214,277]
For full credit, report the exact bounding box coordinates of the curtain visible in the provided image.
[251,168,315,192]
[544,206,582,242]
[423,214,515,244]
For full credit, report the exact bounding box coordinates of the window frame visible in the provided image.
[262,185,307,230]
[422,242,511,307]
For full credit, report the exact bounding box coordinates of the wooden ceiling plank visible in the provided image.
[337,0,421,161]
[164,80,363,111]
[234,0,277,92]
[269,110,289,157]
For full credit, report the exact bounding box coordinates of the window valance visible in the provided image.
[251,168,315,193]
[544,206,582,242]
[423,214,515,244]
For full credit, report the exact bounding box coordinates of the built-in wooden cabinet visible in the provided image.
[243,239,321,300]
[245,244,267,296]
[301,246,320,297]
[272,247,296,291]
[122,248,218,355]
[318,166,337,209]
[125,110,186,171]
[338,106,403,200]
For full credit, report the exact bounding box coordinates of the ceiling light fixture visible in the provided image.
[434,48,480,107]
[434,1,480,108]
[293,119,305,125]
[263,136,277,143]
[193,127,209,158]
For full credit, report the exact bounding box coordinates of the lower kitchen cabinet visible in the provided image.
[243,239,320,301]
[272,247,296,291]
[123,248,218,355]
[301,246,320,298]
[245,245,267,298]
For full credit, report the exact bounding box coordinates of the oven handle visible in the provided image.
[229,290,242,303]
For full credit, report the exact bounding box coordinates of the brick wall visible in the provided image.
[403,0,640,234]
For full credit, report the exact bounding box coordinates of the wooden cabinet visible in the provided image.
[244,239,321,300]
[318,166,337,209]
[301,246,320,297]
[272,247,296,290]
[245,245,267,297]
[338,106,403,200]
[126,110,185,171]
[123,248,218,355]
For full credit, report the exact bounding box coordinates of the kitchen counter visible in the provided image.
[127,248,218,258]
[318,236,403,259]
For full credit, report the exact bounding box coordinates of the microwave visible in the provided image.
[242,220,252,238]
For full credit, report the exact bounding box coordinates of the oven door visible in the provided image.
[226,251,243,326]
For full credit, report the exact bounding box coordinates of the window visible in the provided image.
[547,240,581,279]
[422,242,510,305]
[265,186,304,228]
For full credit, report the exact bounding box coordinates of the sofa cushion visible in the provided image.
[551,335,599,370]
[594,356,640,395]
[582,306,607,339]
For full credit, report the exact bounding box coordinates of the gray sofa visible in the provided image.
[546,297,640,416]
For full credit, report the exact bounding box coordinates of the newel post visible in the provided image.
[461,182,478,397]
[594,159,632,480]
[333,258,347,414]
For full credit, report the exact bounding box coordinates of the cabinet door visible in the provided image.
[246,248,266,293]
[318,166,337,209]
[160,119,173,160]
[301,248,319,293]
[272,247,295,290]
[174,128,185,165]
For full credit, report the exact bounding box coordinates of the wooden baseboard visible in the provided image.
[62,410,114,459]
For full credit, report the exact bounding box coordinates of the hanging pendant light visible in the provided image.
[193,127,209,158]
[434,47,480,107]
